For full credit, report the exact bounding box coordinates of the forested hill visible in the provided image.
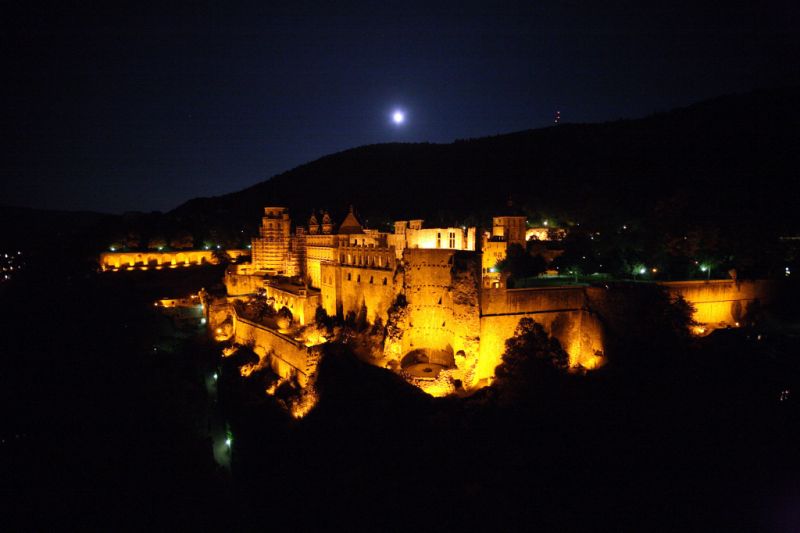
[171,86,800,233]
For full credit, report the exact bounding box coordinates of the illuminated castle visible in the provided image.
[218,204,770,401]
[222,205,608,397]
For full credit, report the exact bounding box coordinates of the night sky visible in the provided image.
[2,1,798,214]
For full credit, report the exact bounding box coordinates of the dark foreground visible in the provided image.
[2,260,799,531]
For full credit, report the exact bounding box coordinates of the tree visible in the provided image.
[124,231,141,249]
[170,231,194,249]
[494,317,568,398]
[496,243,548,282]
[147,236,167,250]
[212,249,231,264]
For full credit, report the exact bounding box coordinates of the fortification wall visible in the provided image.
[659,280,775,327]
[263,284,319,326]
[336,265,398,324]
[224,272,264,296]
[477,286,604,380]
[232,313,319,386]
[100,249,248,270]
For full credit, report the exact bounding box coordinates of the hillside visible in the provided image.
[171,86,800,234]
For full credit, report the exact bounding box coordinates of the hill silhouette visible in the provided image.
[171,86,800,234]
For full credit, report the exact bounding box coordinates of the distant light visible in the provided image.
[700,265,708,272]
[200,318,207,325]
[651,268,658,273]
[158,246,163,251]
[639,267,646,274]
[543,220,548,226]
[225,437,232,447]
[247,244,251,249]
[110,247,116,252]
[216,245,221,249]
[213,373,218,380]
[392,110,405,124]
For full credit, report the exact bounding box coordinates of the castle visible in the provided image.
[219,205,770,398]
[221,205,604,396]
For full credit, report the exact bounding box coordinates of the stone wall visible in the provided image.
[224,271,264,296]
[263,283,320,326]
[326,263,398,324]
[100,249,249,271]
[397,249,481,367]
[231,312,320,386]
[659,280,776,328]
[477,286,604,381]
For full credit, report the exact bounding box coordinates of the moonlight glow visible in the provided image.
[392,110,405,124]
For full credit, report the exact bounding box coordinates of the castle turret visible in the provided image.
[321,211,333,234]
[308,211,320,235]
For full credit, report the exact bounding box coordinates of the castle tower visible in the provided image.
[252,207,292,273]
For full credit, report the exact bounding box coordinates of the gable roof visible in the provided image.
[337,206,364,235]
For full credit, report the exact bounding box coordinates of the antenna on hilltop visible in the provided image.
[554,110,561,125]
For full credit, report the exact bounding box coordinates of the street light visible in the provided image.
[700,264,710,280]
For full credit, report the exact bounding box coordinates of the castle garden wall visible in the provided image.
[477,287,605,381]
[659,280,775,328]
[231,312,320,386]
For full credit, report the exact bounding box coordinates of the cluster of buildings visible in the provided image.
[216,204,768,399]
[234,205,540,324]
[222,205,591,395]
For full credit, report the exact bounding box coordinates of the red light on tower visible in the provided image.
[554,110,561,124]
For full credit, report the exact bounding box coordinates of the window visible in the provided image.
[382,277,388,285]
[347,273,351,281]
[357,275,361,283]
[369,276,374,284]
[436,232,441,248]
[449,232,456,248]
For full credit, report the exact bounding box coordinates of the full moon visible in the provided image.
[392,110,405,124]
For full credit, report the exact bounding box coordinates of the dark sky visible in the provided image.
[2,1,798,214]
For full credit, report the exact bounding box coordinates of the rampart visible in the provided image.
[478,287,604,380]
[231,310,320,386]
[100,249,249,271]
[224,271,264,296]
[659,279,775,327]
